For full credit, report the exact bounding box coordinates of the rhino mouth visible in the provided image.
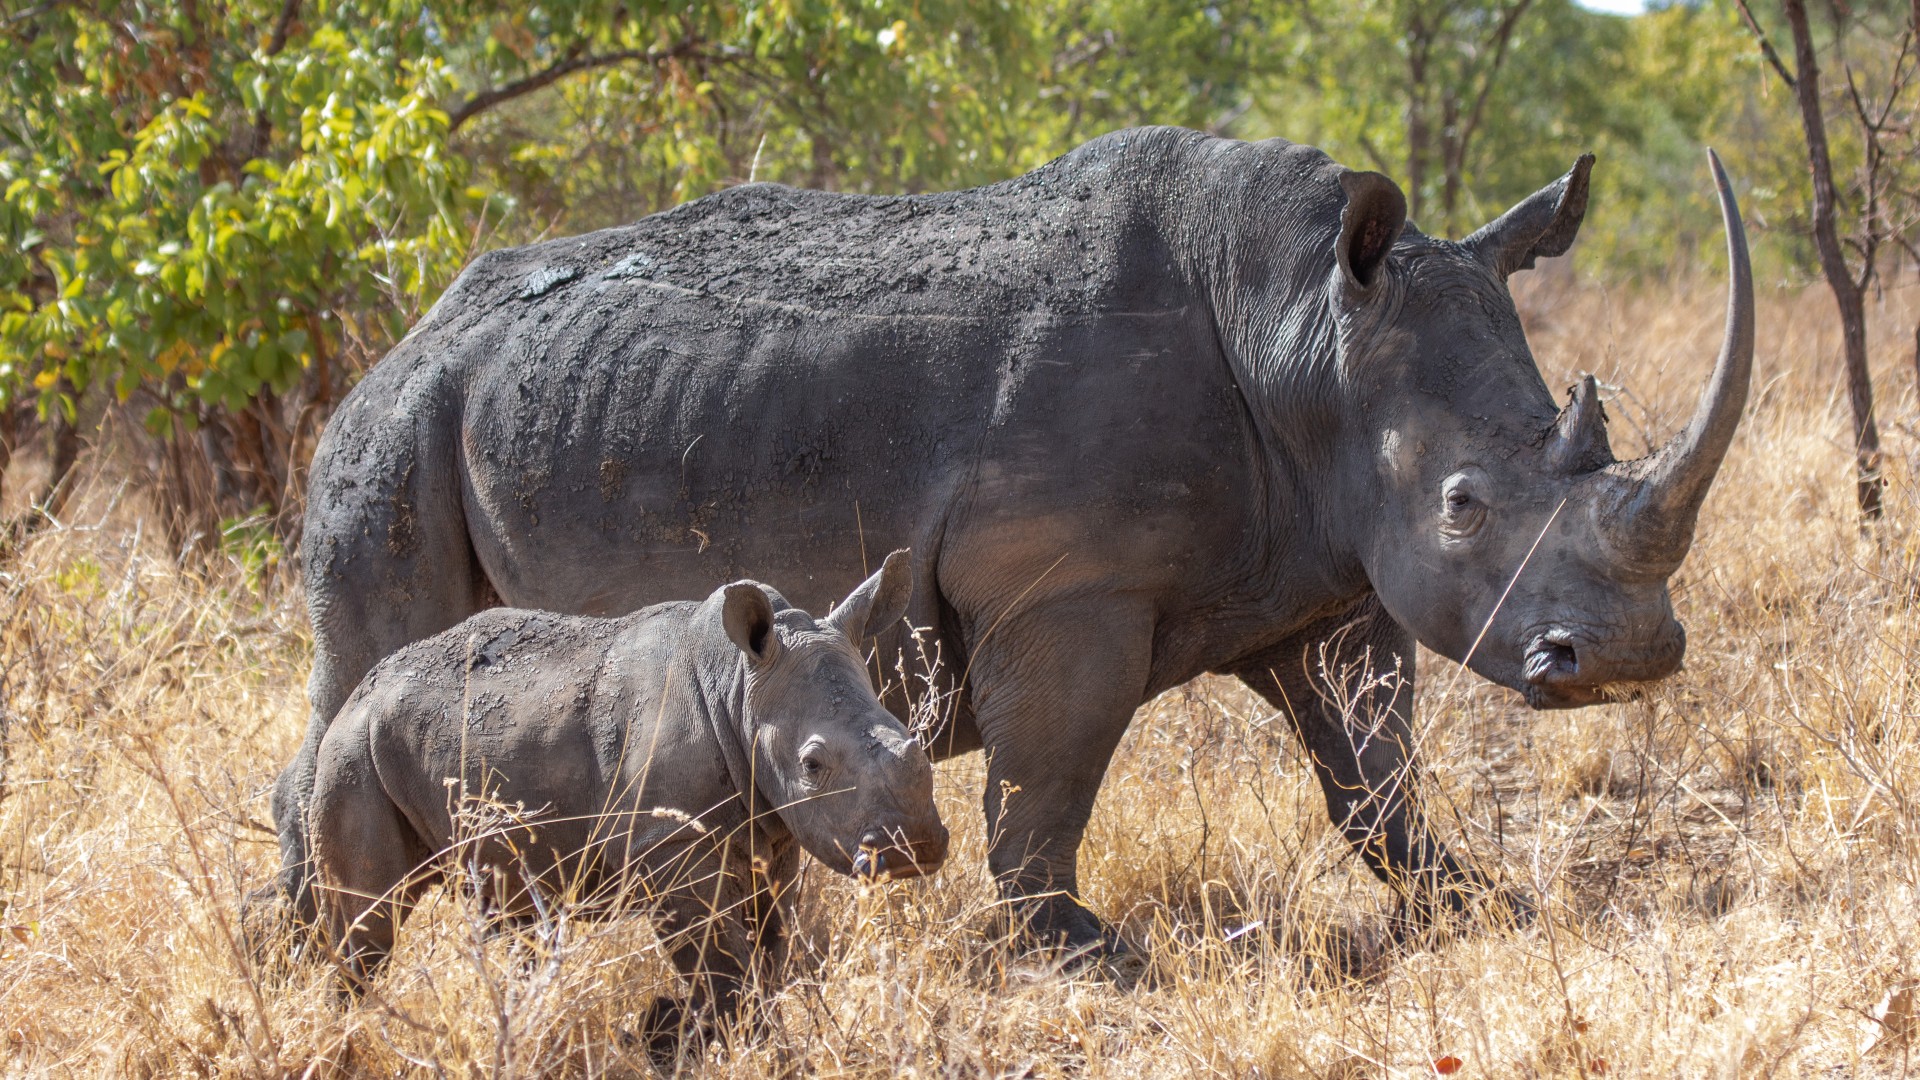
[1520,633,1653,710]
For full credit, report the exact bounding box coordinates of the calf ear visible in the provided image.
[1465,153,1594,279]
[1337,170,1408,291]
[824,549,913,644]
[723,583,779,664]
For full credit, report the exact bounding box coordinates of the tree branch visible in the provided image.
[1733,0,1799,90]
[265,0,301,56]
[1457,0,1534,168]
[1355,132,1393,175]
[6,0,71,27]
[447,40,726,133]
[246,0,303,162]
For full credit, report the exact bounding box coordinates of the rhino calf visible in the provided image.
[306,549,946,1042]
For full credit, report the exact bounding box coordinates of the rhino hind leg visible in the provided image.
[274,380,493,926]
[1230,596,1518,929]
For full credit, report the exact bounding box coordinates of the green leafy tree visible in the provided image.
[1,0,1273,545]
[2,2,492,539]
[7,0,1870,551]
[459,0,1276,237]
[1257,0,1591,235]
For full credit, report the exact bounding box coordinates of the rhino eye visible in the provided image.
[1440,471,1488,538]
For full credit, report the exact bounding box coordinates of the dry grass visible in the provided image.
[2,274,1919,1078]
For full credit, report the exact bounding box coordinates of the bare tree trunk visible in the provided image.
[1437,0,1535,231]
[0,401,14,515]
[1403,21,1433,225]
[39,391,80,523]
[1784,0,1885,520]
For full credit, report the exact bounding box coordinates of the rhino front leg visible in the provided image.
[1229,596,1517,927]
[965,597,1155,957]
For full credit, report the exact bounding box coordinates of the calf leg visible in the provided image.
[641,860,763,1061]
[309,743,435,995]
[1228,596,1512,925]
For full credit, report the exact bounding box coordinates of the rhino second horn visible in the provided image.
[1547,374,1613,475]
[1599,148,1753,573]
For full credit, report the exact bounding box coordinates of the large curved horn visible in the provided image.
[1600,150,1753,572]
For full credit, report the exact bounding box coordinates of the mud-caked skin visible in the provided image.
[281,126,1754,953]
[307,551,947,1041]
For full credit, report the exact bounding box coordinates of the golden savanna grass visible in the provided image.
[2,273,1918,1078]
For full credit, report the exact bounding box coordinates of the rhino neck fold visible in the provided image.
[1175,138,1357,545]
[690,650,791,846]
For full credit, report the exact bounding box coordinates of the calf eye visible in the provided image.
[801,754,824,779]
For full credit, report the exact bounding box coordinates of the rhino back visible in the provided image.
[353,604,733,867]
[373,127,1272,623]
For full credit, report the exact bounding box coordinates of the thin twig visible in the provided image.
[1733,0,1800,89]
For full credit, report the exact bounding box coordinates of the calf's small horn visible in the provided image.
[1599,149,1753,571]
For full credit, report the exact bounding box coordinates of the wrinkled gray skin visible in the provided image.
[279,126,1753,953]
[308,551,947,1039]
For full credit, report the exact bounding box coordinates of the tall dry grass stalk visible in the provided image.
[1,275,1918,1077]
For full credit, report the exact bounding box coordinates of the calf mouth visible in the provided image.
[851,833,949,881]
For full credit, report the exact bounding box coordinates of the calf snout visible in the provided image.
[853,822,950,881]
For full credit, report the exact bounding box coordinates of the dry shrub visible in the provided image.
[1,273,1918,1077]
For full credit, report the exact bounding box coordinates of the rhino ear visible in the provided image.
[1336,170,1408,291]
[723,582,779,664]
[824,549,913,645]
[1465,153,1594,279]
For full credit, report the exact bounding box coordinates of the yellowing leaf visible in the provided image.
[1867,984,1918,1054]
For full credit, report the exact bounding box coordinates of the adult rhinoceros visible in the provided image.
[274,127,1751,954]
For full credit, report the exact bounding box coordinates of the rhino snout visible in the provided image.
[853,823,949,881]
[1519,618,1686,709]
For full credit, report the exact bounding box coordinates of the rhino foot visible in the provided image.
[1005,891,1130,964]
[237,883,302,978]
[1394,879,1538,944]
[1458,882,1536,932]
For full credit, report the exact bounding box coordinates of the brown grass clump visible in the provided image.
[2,274,1919,1077]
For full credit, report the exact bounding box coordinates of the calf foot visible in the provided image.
[634,993,730,1068]
[635,995,694,1066]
